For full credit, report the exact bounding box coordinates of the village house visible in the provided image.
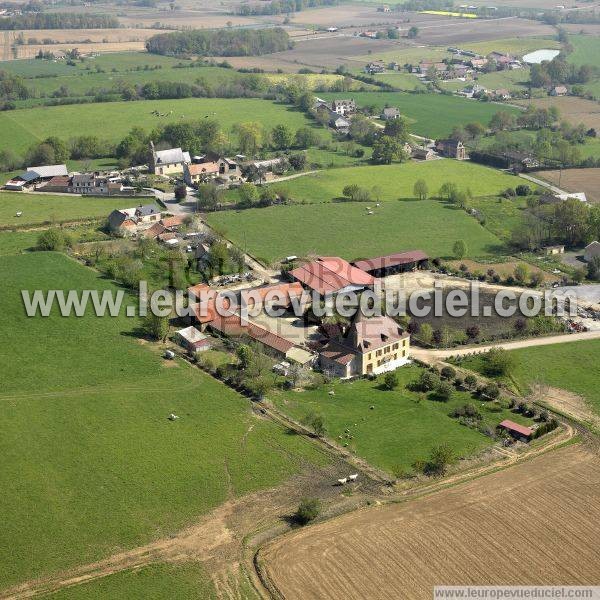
[4,164,68,191]
[290,256,375,296]
[331,99,356,116]
[107,204,162,234]
[488,51,512,67]
[550,85,568,97]
[330,114,351,132]
[381,107,401,120]
[584,241,600,262]
[365,61,386,74]
[184,161,219,186]
[469,57,488,69]
[491,88,511,100]
[68,173,128,196]
[319,312,410,378]
[217,157,242,183]
[38,175,70,193]
[411,146,436,160]
[436,139,467,160]
[418,62,448,75]
[150,142,191,175]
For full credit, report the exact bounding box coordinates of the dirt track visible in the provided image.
[259,443,600,600]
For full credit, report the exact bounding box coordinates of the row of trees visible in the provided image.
[237,0,337,16]
[0,13,119,29]
[146,28,291,57]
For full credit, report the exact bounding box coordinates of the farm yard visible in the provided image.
[259,444,600,599]
[0,97,316,155]
[0,252,330,590]
[206,199,505,264]
[272,366,533,475]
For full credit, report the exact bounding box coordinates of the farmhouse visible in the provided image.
[411,146,435,160]
[68,173,126,196]
[4,164,68,191]
[436,139,467,160]
[497,419,532,442]
[107,204,162,233]
[331,115,351,131]
[319,312,410,378]
[365,61,386,74]
[175,326,212,353]
[290,257,375,296]
[331,99,356,116]
[150,142,191,175]
[38,175,70,193]
[381,107,401,120]
[217,157,242,183]
[584,241,600,262]
[352,250,429,277]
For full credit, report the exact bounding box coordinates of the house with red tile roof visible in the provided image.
[497,420,533,442]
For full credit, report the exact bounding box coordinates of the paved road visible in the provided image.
[518,173,569,195]
[412,330,600,363]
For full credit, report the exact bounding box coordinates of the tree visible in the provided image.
[43,136,69,162]
[288,153,306,171]
[465,325,480,340]
[420,323,433,344]
[423,444,454,476]
[196,183,223,211]
[372,135,407,165]
[489,110,515,132]
[295,498,320,525]
[439,182,458,201]
[407,26,419,39]
[413,179,428,200]
[436,381,453,402]
[483,348,514,377]
[464,122,485,139]
[174,184,187,201]
[237,182,259,207]
[453,240,467,260]
[207,240,229,275]
[384,371,399,390]
[271,123,294,150]
[140,312,169,341]
[37,228,67,251]
[383,117,409,142]
[295,126,319,149]
[440,366,456,380]
[236,344,252,369]
[464,374,477,389]
[481,382,500,400]
[418,370,440,391]
[588,256,600,281]
[235,122,264,156]
[514,263,529,284]
[302,411,326,437]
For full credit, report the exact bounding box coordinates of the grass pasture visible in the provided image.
[267,161,527,202]
[273,366,533,475]
[0,252,328,589]
[319,91,521,138]
[0,98,316,155]
[0,192,129,227]
[207,199,505,263]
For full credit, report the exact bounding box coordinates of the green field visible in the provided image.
[49,563,218,600]
[566,34,600,68]
[207,199,505,263]
[0,192,131,227]
[320,91,521,138]
[0,230,40,255]
[273,366,533,475]
[0,252,328,588]
[460,339,600,418]
[266,161,526,202]
[0,98,316,155]
[441,68,530,93]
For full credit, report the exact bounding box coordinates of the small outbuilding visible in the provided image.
[584,241,600,262]
[175,326,212,352]
[497,419,533,442]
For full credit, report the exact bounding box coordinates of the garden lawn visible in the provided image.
[566,34,600,69]
[0,230,39,255]
[0,192,129,227]
[0,98,316,155]
[459,339,600,418]
[268,161,526,201]
[206,200,505,264]
[320,91,521,138]
[0,252,328,589]
[273,366,532,475]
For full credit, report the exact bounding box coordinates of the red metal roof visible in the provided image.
[499,420,532,437]
[290,257,374,295]
[353,250,429,273]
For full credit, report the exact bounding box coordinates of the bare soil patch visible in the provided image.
[537,167,600,203]
[259,444,600,600]
[12,41,148,60]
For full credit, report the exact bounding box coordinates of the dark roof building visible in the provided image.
[353,250,429,277]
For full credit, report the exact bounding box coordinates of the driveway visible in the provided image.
[412,330,600,363]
